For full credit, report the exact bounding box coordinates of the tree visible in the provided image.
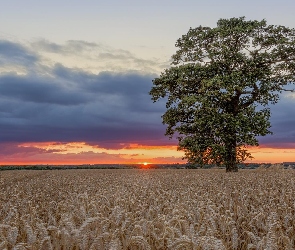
[149,17,295,172]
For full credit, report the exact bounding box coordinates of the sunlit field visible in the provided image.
[1,168,295,249]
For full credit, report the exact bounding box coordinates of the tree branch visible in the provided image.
[240,83,260,108]
[281,88,295,92]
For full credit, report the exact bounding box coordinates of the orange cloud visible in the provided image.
[1,142,294,165]
[246,145,295,163]
[1,142,184,165]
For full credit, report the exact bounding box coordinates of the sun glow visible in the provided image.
[1,142,186,165]
[6,142,294,165]
[140,162,151,169]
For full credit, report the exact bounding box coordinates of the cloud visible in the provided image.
[31,39,167,74]
[0,38,294,162]
[0,143,43,156]
[0,142,129,164]
[0,73,90,105]
[0,60,172,148]
[31,40,99,54]
[0,40,38,66]
[0,142,184,165]
[258,91,295,148]
[1,38,169,74]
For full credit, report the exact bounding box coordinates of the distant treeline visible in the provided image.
[0,164,135,171]
[1,163,294,171]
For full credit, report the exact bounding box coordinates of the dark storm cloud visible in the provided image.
[0,40,38,66]
[1,63,295,148]
[0,142,60,156]
[0,63,171,147]
[52,64,165,113]
[258,92,295,148]
[1,38,294,150]
[0,74,90,105]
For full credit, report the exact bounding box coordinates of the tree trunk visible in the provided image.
[225,158,238,172]
[224,99,239,172]
[225,134,238,172]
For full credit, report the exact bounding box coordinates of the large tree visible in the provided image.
[150,17,295,172]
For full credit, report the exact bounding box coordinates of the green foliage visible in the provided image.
[150,17,295,172]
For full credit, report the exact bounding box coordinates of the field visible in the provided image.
[0,169,295,249]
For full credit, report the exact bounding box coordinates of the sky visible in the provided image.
[0,0,295,165]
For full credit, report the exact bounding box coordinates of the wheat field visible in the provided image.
[0,168,294,249]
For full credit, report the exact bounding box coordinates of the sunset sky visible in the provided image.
[1,0,295,165]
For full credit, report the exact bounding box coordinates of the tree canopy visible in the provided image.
[150,17,295,172]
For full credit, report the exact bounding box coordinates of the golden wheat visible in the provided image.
[0,168,294,249]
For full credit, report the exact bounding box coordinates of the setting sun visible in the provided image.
[140,162,151,169]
